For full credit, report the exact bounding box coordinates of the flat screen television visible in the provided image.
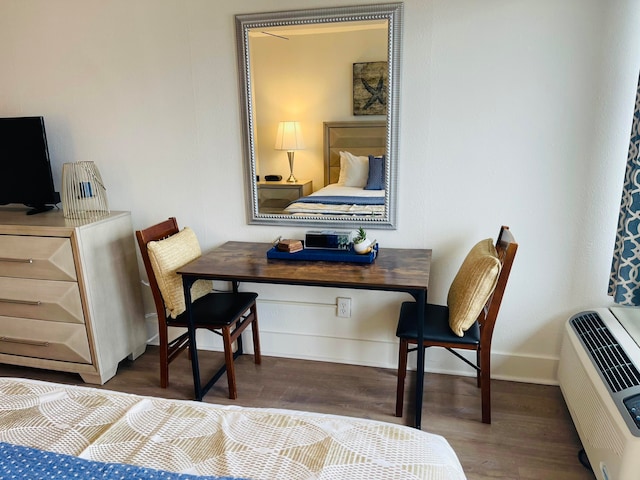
[0,116,60,215]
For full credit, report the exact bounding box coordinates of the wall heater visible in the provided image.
[558,307,640,480]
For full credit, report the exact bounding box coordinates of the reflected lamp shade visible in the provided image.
[274,121,305,183]
[274,121,305,151]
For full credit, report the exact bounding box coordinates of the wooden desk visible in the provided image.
[178,241,431,429]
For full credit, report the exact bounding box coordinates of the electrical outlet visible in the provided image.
[337,297,351,318]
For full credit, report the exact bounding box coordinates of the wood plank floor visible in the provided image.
[0,347,594,480]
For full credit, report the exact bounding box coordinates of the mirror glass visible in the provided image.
[236,3,402,229]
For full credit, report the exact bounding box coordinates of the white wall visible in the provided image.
[1,0,640,385]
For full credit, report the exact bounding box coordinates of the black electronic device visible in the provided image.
[0,116,60,215]
[265,175,283,181]
[305,230,353,250]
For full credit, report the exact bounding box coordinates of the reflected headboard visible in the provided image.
[323,121,386,185]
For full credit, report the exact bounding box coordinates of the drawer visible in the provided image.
[0,236,77,281]
[0,316,91,364]
[0,277,84,324]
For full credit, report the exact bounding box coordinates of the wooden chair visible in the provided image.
[136,217,260,398]
[395,226,517,424]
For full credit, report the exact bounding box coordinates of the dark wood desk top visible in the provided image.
[178,241,431,293]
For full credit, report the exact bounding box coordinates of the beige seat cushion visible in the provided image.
[147,227,212,319]
[447,238,501,337]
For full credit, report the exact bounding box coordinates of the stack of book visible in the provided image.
[277,239,303,253]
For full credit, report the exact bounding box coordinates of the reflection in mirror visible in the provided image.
[235,3,403,229]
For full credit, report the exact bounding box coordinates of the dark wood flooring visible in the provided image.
[0,346,594,480]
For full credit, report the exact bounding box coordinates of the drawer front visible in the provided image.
[0,236,77,281]
[0,316,91,364]
[0,277,84,324]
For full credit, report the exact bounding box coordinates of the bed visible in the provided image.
[0,377,466,480]
[284,121,388,217]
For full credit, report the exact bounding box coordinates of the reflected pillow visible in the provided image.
[447,238,501,336]
[338,151,369,187]
[337,151,351,184]
[147,227,212,319]
[364,155,385,190]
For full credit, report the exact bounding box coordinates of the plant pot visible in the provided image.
[353,240,371,254]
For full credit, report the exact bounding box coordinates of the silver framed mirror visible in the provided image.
[235,3,403,229]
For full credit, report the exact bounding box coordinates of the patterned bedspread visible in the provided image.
[0,378,466,480]
[284,184,386,216]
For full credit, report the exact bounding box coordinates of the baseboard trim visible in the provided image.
[143,318,560,385]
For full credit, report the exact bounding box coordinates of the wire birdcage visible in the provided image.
[62,161,109,219]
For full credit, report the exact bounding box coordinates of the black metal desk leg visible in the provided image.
[412,290,426,430]
[231,281,243,354]
[183,276,203,401]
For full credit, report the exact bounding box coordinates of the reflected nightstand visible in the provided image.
[257,179,312,214]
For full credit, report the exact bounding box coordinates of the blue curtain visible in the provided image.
[609,73,640,305]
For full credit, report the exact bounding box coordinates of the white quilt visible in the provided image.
[0,377,466,480]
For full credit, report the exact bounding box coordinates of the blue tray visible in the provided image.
[267,244,378,264]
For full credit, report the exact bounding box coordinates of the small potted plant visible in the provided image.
[353,227,371,254]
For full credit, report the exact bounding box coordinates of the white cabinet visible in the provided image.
[0,208,147,384]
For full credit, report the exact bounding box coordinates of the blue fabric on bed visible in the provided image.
[364,155,385,190]
[292,195,384,205]
[0,442,249,480]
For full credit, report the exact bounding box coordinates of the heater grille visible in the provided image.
[560,308,640,480]
[571,311,640,393]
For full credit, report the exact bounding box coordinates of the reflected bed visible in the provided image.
[284,184,385,216]
[284,121,387,217]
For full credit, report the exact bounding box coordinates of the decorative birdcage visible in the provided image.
[61,161,109,219]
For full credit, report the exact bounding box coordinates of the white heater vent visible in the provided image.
[570,311,640,393]
[559,308,640,480]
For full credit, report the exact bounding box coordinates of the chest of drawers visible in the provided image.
[0,208,146,384]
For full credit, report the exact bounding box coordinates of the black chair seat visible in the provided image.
[396,301,480,345]
[171,292,258,328]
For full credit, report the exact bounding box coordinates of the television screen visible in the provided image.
[0,116,60,214]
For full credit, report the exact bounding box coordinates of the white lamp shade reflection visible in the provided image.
[274,121,305,182]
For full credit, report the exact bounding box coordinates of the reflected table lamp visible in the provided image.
[274,121,305,182]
